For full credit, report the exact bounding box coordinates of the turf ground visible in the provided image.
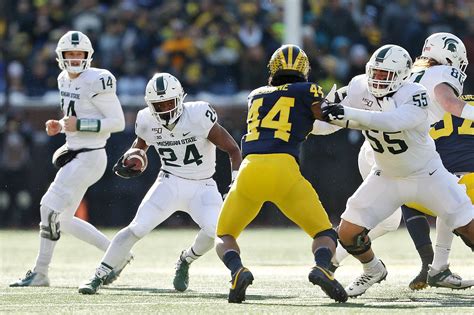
[1,228,473,314]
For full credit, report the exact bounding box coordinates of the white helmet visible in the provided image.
[144,73,186,125]
[55,31,94,74]
[421,32,468,72]
[366,44,412,98]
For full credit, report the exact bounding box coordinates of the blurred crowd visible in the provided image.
[2,0,474,99]
[1,0,473,227]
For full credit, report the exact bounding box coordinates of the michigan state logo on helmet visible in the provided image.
[422,32,468,72]
[268,44,310,80]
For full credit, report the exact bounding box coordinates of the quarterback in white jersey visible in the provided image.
[321,44,474,298]
[10,31,129,288]
[78,73,242,295]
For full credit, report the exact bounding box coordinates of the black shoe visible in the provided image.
[409,267,428,291]
[309,266,348,303]
[228,267,254,303]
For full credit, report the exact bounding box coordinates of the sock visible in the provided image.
[102,227,140,269]
[362,256,380,273]
[402,205,432,248]
[95,262,113,278]
[183,247,201,264]
[416,244,434,269]
[432,217,453,270]
[314,247,332,270]
[61,217,110,251]
[33,237,57,276]
[183,230,214,263]
[223,250,243,275]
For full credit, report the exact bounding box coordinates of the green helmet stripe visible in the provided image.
[375,47,391,62]
[71,32,80,46]
[155,76,166,95]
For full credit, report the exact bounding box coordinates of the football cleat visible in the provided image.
[408,267,429,291]
[427,264,474,289]
[103,253,134,286]
[173,250,190,292]
[78,275,106,295]
[346,260,387,298]
[10,270,50,287]
[228,267,254,303]
[308,266,348,303]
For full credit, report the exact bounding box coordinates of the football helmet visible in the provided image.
[144,73,186,125]
[56,31,94,74]
[268,44,310,80]
[366,45,412,98]
[421,32,468,72]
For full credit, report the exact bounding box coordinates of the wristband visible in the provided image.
[77,119,101,132]
[460,103,474,121]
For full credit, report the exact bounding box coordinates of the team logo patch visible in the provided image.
[442,37,459,53]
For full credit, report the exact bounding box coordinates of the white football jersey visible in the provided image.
[343,75,438,177]
[136,101,217,180]
[58,67,117,149]
[409,65,465,124]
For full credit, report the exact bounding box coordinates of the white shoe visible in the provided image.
[427,264,474,289]
[10,270,50,287]
[346,260,387,297]
[103,253,134,286]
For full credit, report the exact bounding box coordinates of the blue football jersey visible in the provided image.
[241,82,324,160]
[431,95,474,173]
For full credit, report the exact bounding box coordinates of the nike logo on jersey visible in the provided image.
[183,132,191,136]
[75,87,81,90]
[429,169,438,176]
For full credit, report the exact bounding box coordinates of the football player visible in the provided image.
[10,31,130,287]
[215,44,348,304]
[78,72,242,294]
[400,32,474,290]
[321,44,474,297]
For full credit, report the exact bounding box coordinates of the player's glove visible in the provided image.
[322,104,345,122]
[113,155,143,179]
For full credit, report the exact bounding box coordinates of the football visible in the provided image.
[123,148,148,172]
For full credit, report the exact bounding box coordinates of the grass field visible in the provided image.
[1,228,473,314]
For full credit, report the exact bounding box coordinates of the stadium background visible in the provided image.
[0,0,473,228]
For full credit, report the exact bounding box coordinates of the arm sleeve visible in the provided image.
[310,120,342,135]
[91,92,125,133]
[344,104,428,132]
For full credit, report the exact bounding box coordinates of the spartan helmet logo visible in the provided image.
[442,37,459,53]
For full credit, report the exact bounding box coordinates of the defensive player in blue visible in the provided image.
[215,44,348,304]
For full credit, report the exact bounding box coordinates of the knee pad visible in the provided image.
[314,228,338,246]
[39,208,61,241]
[339,228,371,256]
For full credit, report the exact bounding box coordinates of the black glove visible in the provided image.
[322,104,345,122]
[113,155,143,179]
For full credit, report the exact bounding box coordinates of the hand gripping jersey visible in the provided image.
[342,75,438,177]
[242,82,324,160]
[58,67,117,149]
[136,101,217,180]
